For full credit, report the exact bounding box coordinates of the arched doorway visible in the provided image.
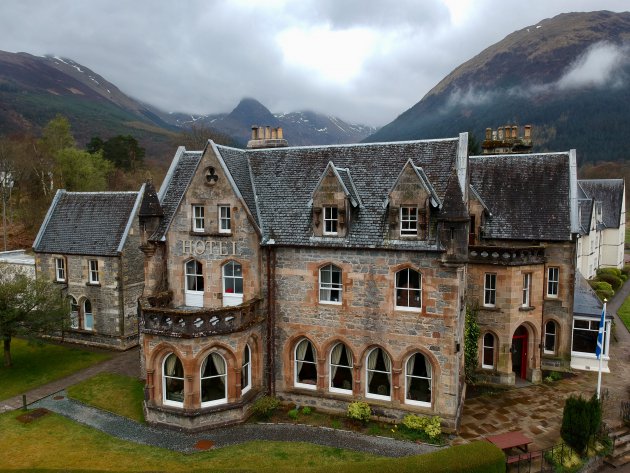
[511,325,528,379]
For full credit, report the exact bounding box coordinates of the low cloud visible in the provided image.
[557,41,628,89]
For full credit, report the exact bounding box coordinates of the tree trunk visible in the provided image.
[3,336,11,367]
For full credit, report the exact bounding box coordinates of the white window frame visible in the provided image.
[219,205,231,234]
[88,259,99,284]
[395,268,422,311]
[83,299,93,331]
[294,338,317,390]
[319,264,342,304]
[323,206,338,235]
[200,352,228,408]
[544,320,557,355]
[329,342,353,395]
[522,273,531,307]
[162,353,185,408]
[192,205,205,233]
[222,261,243,307]
[482,333,495,369]
[365,347,392,401]
[400,207,418,237]
[184,259,204,307]
[547,267,559,298]
[241,344,251,395]
[404,352,432,407]
[571,317,610,358]
[484,273,496,307]
[70,296,79,329]
[55,257,66,282]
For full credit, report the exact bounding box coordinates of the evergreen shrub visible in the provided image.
[347,401,371,423]
[251,395,280,419]
[561,395,603,454]
[597,273,622,291]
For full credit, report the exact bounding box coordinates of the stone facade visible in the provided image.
[33,189,145,350]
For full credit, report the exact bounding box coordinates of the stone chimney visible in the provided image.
[247,125,288,149]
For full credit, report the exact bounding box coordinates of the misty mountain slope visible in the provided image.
[366,11,630,163]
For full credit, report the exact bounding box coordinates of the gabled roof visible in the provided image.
[384,159,441,209]
[439,168,468,221]
[151,148,202,241]
[33,188,143,256]
[469,153,572,241]
[578,179,624,229]
[578,198,593,235]
[215,138,461,248]
[310,161,362,208]
[469,185,492,216]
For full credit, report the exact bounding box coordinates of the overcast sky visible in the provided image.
[0,0,628,126]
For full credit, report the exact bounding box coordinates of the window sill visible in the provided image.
[518,306,535,312]
[329,387,353,395]
[404,399,431,408]
[481,365,494,370]
[545,296,559,301]
[481,305,500,312]
[366,393,391,402]
[319,300,342,306]
[294,382,317,391]
[54,280,67,284]
[189,231,233,237]
[394,306,422,313]
[86,282,101,287]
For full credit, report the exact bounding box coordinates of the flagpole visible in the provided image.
[596,301,607,400]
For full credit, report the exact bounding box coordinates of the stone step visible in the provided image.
[612,440,630,457]
[611,427,630,439]
[607,453,630,469]
[614,432,630,445]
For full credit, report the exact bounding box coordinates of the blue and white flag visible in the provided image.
[595,304,606,359]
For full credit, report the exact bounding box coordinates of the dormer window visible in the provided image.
[323,207,338,235]
[400,207,418,236]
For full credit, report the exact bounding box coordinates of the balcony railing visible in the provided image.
[139,296,264,338]
[468,245,545,265]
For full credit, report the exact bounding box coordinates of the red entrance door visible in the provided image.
[511,326,528,379]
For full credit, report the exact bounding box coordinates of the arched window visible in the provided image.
[405,352,432,406]
[200,352,227,407]
[544,321,557,354]
[184,260,204,307]
[69,297,79,329]
[294,338,317,389]
[223,261,243,307]
[482,333,495,369]
[241,344,251,395]
[163,353,184,407]
[83,299,93,331]
[395,268,422,310]
[366,347,391,400]
[329,343,353,394]
[319,264,342,303]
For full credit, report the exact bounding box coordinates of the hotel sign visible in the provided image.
[180,239,238,256]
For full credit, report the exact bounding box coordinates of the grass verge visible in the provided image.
[0,339,111,401]
[0,409,374,471]
[618,294,630,332]
[67,373,145,423]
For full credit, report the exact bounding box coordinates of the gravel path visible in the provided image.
[32,392,440,457]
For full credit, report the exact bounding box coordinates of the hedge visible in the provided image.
[262,441,505,473]
[597,267,622,278]
[597,273,622,291]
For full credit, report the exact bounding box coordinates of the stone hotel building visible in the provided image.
[134,128,618,431]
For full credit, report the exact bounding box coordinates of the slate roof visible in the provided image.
[209,139,461,248]
[469,153,572,241]
[334,166,362,208]
[578,179,624,229]
[573,271,606,318]
[33,190,141,256]
[151,150,202,241]
[578,198,593,235]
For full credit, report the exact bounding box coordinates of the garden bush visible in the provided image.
[287,408,299,420]
[597,273,623,291]
[347,401,371,423]
[401,414,442,439]
[561,395,602,454]
[622,265,630,277]
[302,406,312,415]
[251,395,280,419]
[597,267,622,278]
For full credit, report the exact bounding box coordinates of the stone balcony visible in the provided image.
[139,296,264,338]
[468,245,545,266]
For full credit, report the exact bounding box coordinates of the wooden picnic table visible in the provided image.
[486,431,533,452]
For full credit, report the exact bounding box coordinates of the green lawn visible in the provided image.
[0,409,503,472]
[67,373,145,422]
[618,294,630,332]
[0,339,111,401]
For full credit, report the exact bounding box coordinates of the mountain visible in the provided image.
[164,98,377,147]
[366,11,630,163]
[0,50,179,162]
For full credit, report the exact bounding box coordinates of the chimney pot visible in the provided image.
[485,128,492,140]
